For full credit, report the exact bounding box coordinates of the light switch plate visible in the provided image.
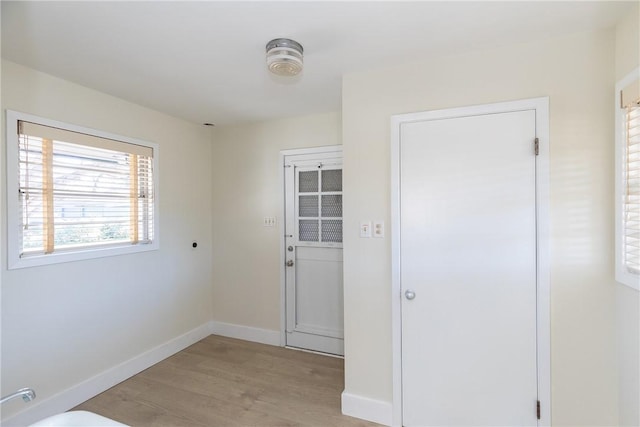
[263,217,276,227]
[360,221,372,238]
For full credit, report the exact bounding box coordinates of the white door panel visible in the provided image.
[401,111,538,426]
[294,247,344,338]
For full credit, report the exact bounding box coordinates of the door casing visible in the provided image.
[279,145,344,350]
[390,98,550,426]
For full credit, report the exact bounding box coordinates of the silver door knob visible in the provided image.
[286,260,294,267]
[405,290,416,300]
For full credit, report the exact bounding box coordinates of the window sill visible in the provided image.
[8,241,159,270]
[616,269,640,292]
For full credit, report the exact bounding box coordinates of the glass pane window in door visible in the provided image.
[322,169,342,192]
[299,195,319,217]
[299,219,319,242]
[321,195,342,217]
[299,170,319,192]
[322,220,343,243]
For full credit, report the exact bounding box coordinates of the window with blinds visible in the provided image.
[616,70,640,290]
[6,111,158,269]
[624,104,640,275]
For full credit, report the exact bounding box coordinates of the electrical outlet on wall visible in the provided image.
[373,221,385,238]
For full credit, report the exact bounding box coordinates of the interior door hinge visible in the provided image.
[536,400,541,420]
[534,138,539,156]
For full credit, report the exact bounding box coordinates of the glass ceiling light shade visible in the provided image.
[266,38,303,76]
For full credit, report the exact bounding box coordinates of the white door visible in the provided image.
[284,151,344,355]
[400,110,539,426]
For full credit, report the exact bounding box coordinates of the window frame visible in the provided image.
[6,110,160,269]
[615,68,640,290]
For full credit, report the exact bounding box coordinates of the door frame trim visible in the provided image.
[279,145,344,348]
[390,97,550,426]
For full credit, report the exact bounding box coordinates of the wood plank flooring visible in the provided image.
[74,335,381,426]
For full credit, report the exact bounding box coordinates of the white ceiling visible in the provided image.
[1,1,633,126]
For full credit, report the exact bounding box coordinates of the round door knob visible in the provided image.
[405,290,416,300]
[286,260,294,267]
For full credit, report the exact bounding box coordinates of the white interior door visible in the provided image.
[400,110,539,426]
[284,152,344,355]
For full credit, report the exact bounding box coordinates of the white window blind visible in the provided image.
[623,102,640,275]
[16,120,155,258]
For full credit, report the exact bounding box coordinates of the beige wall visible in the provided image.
[615,2,640,82]
[210,112,341,330]
[0,61,214,421]
[342,29,618,425]
[615,4,640,426]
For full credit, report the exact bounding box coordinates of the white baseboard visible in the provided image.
[2,323,212,427]
[209,320,281,346]
[341,391,393,426]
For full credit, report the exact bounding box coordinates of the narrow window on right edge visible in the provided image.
[616,68,640,290]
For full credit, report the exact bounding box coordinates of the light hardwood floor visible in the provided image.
[74,335,381,426]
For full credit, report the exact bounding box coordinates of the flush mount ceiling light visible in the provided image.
[266,38,303,77]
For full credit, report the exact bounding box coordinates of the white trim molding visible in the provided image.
[390,97,551,426]
[2,323,211,427]
[209,320,281,346]
[341,392,392,426]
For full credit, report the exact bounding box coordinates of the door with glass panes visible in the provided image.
[284,150,343,355]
